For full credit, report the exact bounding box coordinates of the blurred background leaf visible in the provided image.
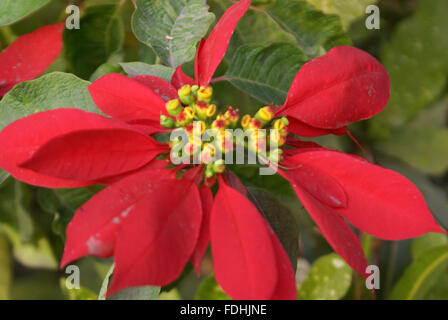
[0,0,51,27]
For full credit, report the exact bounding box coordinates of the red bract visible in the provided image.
[0,0,444,301]
[0,23,64,97]
[276,46,390,137]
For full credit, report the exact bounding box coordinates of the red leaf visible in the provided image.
[0,108,135,188]
[269,231,297,300]
[287,117,346,137]
[277,46,390,129]
[210,176,277,299]
[88,73,166,122]
[171,65,194,89]
[191,185,214,275]
[21,126,167,182]
[195,0,251,86]
[0,23,63,97]
[133,75,178,101]
[286,150,446,239]
[283,159,348,208]
[281,170,368,277]
[107,176,202,295]
[60,168,176,267]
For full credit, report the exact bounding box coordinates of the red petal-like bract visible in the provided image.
[171,65,195,90]
[287,117,345,137]
[285,162,347,208]
[210,176,277,299]
[108,174,202,296]
[282,173,368,277]
[18,110,167,182]
[134,75,178,101]
[191,186,213,275]
[195,0,251,86]
[60,168,175,268]
[286,150,445,240]
[88,73,166,122]
[269,230,297,300]
[0,23,63,97]
[0,108,135,188]
[277,46,390,129]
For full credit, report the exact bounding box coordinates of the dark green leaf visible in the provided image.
[267,0,351,57]
[247,187,299,271]
[64,5,124,79]
[226,43,309,105]
[132,0,214,67]
[89,62,125,82]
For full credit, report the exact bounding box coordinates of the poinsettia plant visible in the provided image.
[0,0,447,301]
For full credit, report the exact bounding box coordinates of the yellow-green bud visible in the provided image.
[212,159,225,173]
[166,99,182,117]
[160,115,175,128]
[178,85,195,105]
[197,86,213,103]
[254,106,274,125]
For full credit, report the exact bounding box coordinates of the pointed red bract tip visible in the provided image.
[0,23,64,97]
[278,46,390,130]
[210,175,278,299]
[195,0,251,86]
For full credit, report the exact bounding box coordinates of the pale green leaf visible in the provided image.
[389,246,448,300]
[120,62,175,82]
[132,0,215,67]
[298,253,352,300]
[411,233,448,260]
[0,72,100,130]
[59,278,97,300]
[0,235,11,300]
[306,0,377,29]
[195,274,231,300]
[0,0,51,26]
[369,0,448,139]
[226,43,309,105]
[267,0,351,57]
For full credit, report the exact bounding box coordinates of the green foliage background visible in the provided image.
[0,0,447,300]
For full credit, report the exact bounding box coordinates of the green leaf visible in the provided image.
[247,187,299,271]
[89,62,124,82]
[0,235,11,299]
[0,0,51,26]
[64,4,124,79]
[37,186,103,240]
[0,72,100,130]
[375,126,448,175]
[195,274,231,300]
[306,0,378,30]
[120,62,175,82]
[369,0,448,139]
[266,0,351,57]
[98,264,161,300]
[411,233,448,260]
[132,0,215,68]
[226,43,309,105]
[298,253,352,300]
[59,278,97,300]
[389,245,448,300]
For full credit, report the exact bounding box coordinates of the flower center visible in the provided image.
[161,85,289,179]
